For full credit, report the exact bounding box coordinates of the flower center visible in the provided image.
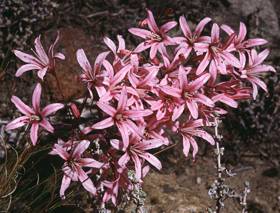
[29,114,41,122]
[240,70,248,78]
[184,91,192,99]
[115,113,124,121]
[148,33,162,42]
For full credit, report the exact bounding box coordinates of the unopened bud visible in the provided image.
[70,103,80,118]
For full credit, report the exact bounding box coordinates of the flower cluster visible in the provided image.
[6,9,275,208]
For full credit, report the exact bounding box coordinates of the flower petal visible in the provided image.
[30,123,39,146]
[116,122,130,150]
[97,102,116,117]
[160,21,177,33]
[34,35,49,65]
[117,87,128,112]
[73,140,90,158]
[13,50,39,64]
[139,152,162,170]
[32,83,41,112]
[41,103,64,117]
[60,175,71,199]
[128,28,151,39]
[179,16,192,38]
[6,116,29,130]
[79,158,104,168]
[15,64,41,77]
[194,17,211,37]
[118,152,130,167]
[37,67,48,80]
[39,119,54,133]
[104,37,117,53]
[140,139,164,150]
[147,10,160,32]
[11,96,34,116]
[78,168,96,195]
[186,101,198,119]
[76,49,92,73]
[91,117,114,130]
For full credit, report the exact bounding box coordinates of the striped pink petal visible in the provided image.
[76,49,92,73]
[39,119,54,133]
[15,64,41,77]
[78,168,96,195]
[139,152,162,170]
[179,16,192,38]
[34,35,49,65]
[73,140,90,158]
[160,21,177,33]
[11,96,34,116]
[6,116,29,130]
[79,158,104,168]
[41,103,64,117]
[97,102,116,117]
[128,28,151,39]
[91,117,114,130]
[146,9,159,32]
[32,83,41,112]
[30,123,39,146]
[13,50,39,64]
[60,175,71,199]
[37,67,48,80]
[194,17,211,37]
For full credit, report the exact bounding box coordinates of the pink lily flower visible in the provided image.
[172,66,214,120]
[196,23,241,79]
[14,33,65,79]
[161,50,190,74]
[127,54,159,90]
[138,116,170,145]
[110,134,163,180]
[174,119,215,158]
[210,80,251,108]
[102,167,131,206]
[238,49,276,99]
[147,84,181,121]
[83,87,152,149]
[76,49,110,98]
[129,9,177,59]
[174,16,211,53]
[6,83,64,145]
[104,35,132,66]
[221,22,268,54]
[100,60,134,102]
[49,139,105,198]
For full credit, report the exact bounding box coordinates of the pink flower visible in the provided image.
[175,119,215,158]
[210,80,251,108]
[102,167,131,206]
[76,49,110,98]
[110,134,163,180]
[196,23,241,79]
[49,139,105,198]
[129,9,177,59]
[174,16,211,53]
[14,33,65,79]
[238,49,276,99]
[100,60,133,101]
[6,83,64,145]
[221,22,268,53]
[83,87,152,149]
[147,85,181,121]
[172,66,214,120]
[104,35,132,65]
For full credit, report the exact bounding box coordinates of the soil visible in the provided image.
[1,0,280,212]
